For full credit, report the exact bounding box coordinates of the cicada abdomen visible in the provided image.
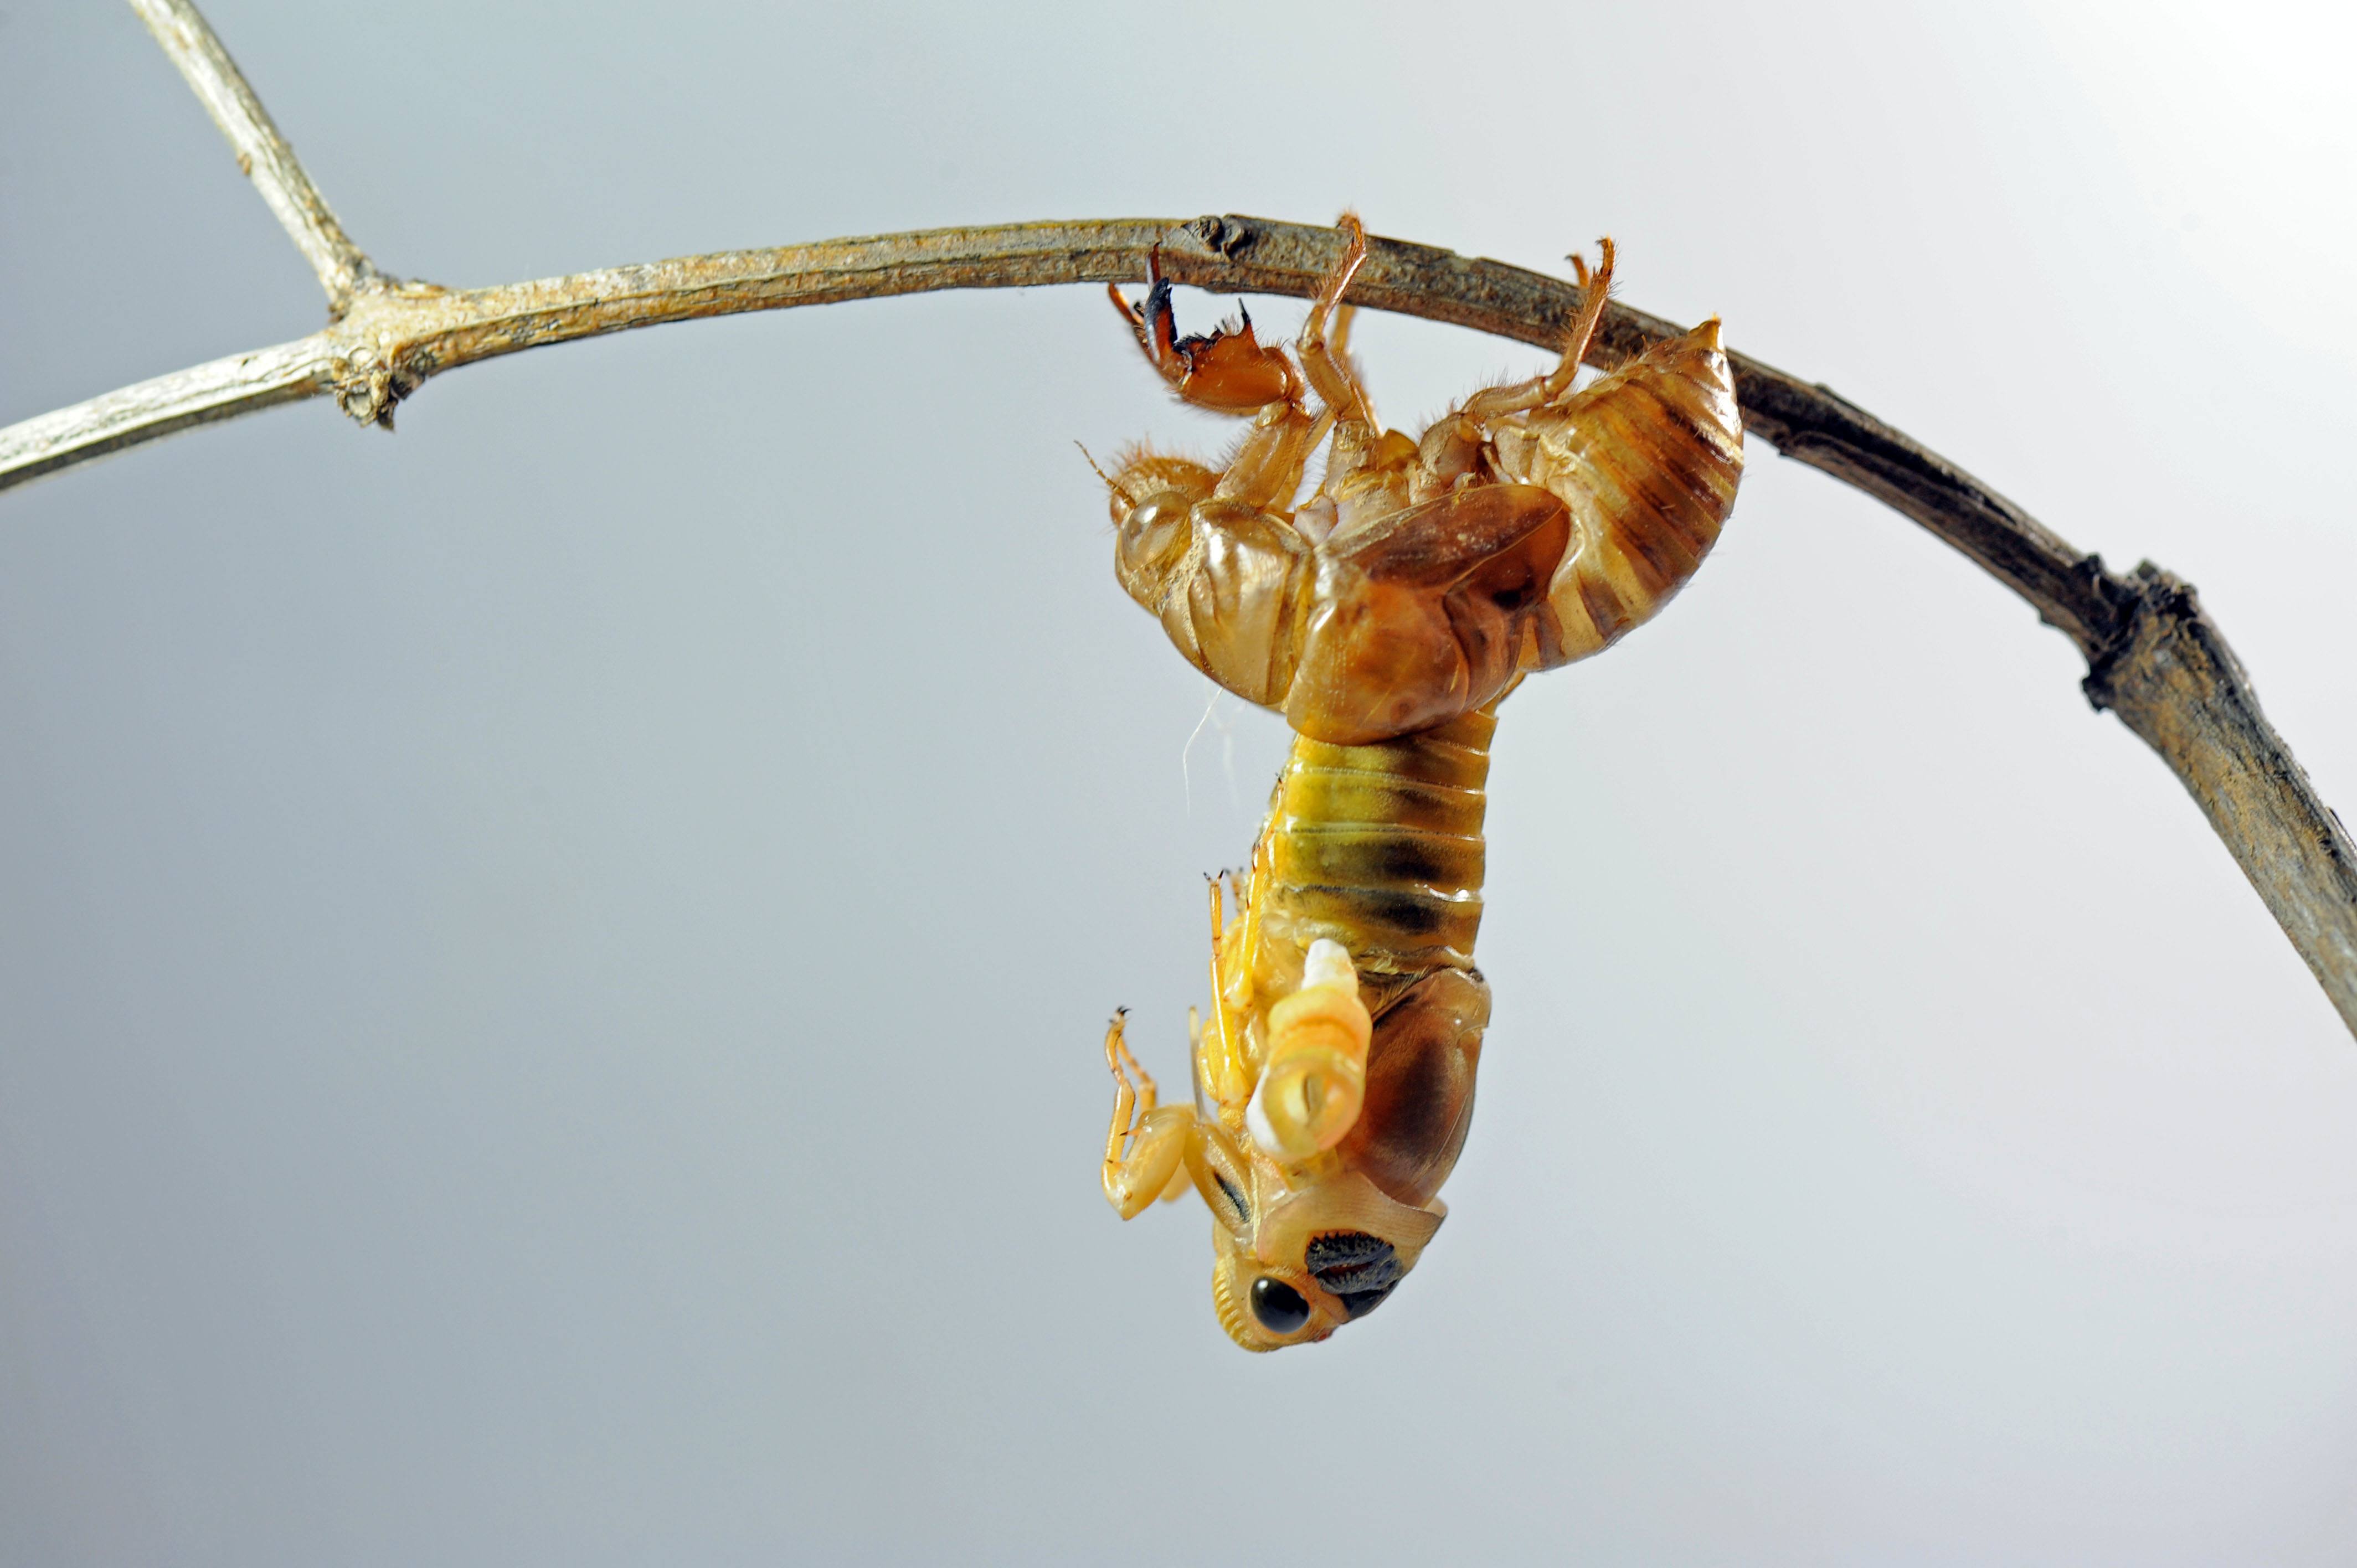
[1497,322,1745,667]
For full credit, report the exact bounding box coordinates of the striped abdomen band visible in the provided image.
[1258,705,1494,974]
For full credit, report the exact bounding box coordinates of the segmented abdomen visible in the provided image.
[1257,705,1495,976]
[1495,324,1745,665]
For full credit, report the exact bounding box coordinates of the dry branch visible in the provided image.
[128,0,377,308]
[8,1,2353,1036]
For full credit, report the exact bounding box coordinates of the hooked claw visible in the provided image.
[1107,245,1302,415]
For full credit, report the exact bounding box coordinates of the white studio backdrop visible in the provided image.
[4,2,2355,1564]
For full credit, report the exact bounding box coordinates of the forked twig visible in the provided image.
[128,0,377,309]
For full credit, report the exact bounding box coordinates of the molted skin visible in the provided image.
[1102,228,1742,747]
[1097,217,1743,1350]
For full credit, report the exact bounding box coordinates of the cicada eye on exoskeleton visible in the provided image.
[1104,934,1475,1350]
[1094,215,1744,1350]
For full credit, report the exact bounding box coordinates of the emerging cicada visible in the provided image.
[1095,216,1743,1350]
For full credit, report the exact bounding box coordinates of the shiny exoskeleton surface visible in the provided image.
[1097,216,1744,1350]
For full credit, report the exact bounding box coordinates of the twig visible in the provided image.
[0,337,341,489]
[9,3,2353,1038]
[127,0,377,310]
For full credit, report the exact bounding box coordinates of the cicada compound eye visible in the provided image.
[1248,1277,1312,1335]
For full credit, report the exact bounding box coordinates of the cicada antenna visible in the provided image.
[1074,440,1138,507]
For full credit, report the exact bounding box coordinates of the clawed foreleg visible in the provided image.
[1100,244,1326,516]
[1108,247,1303,416]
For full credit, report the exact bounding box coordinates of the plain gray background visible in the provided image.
[6,2,2356,1562]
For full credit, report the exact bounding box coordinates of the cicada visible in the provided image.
[1094,215,1743,1350]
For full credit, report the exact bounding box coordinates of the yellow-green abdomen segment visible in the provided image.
[1259,705,1494,974]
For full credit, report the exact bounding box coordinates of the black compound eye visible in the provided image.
[1249,1277,1311,1334]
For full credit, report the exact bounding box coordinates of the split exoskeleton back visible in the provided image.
[1111,321,1744,745]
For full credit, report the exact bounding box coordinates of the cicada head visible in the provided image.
[1204,1162,1448,1353]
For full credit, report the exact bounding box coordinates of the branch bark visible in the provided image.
[9,1,2353,1037]
[127,0,377,309]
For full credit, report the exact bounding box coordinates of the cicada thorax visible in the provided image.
[1499,322,1746,666]
[1111,475,1567,743]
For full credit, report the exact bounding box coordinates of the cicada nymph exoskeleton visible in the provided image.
[1095,215,1744,1350]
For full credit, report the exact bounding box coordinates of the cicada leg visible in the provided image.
[1102,1012,1196,1220]
[1108,245,1303,416]
[1099,237,1326,518]
[1468,237,1617,421]
[1208,402,1327,512]
[1197,879,1253,1111]
[1292,214,1426,519]
[1295,213,1375,431]
[1413,239,1620,496]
